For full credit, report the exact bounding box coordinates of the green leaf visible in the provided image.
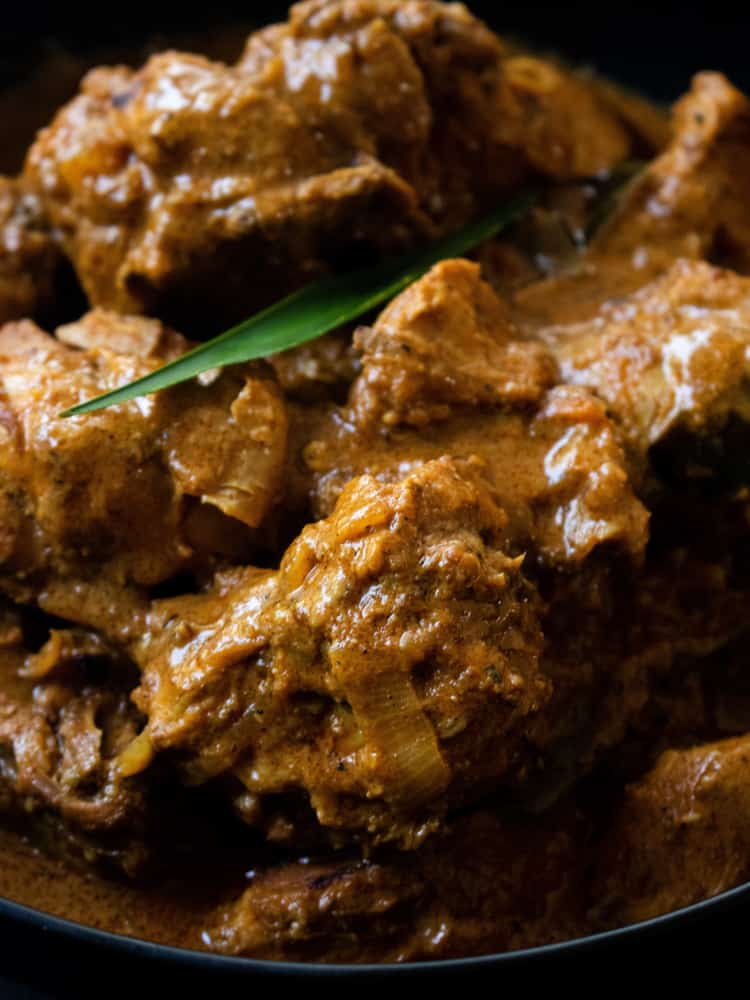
[61,192,536,417]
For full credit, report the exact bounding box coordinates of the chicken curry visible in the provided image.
[1,0,750,964]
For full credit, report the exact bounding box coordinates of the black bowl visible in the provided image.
[2,2,750,993]
[3,880,750,993]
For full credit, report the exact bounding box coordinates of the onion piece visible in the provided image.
[116,729,154,778]
[345,669,450,808]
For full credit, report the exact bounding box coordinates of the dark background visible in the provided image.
[1,1,748,102]
[1,0,749,994]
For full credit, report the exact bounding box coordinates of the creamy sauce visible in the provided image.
[0,826,220,949]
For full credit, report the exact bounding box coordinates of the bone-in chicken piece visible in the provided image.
[25,1,641,333]
[303,260,649,569]
[0,177,62,325]
[0,312,287,636]
[133,458,548,848]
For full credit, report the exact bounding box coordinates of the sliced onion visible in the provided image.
[116,729,154,778]
[344,669,450,808]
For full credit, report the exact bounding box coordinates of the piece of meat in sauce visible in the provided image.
[303,259,649,570]
[596,72,750,276]
[0,312,287,637]
[133,457,548,848]
[0,606,148,876]
[207,801,587,962]
[514,72,750,328]
[25,0,645,334]
[539,259,750,487]
[591,734,750,928]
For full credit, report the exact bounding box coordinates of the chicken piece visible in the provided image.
[0,177,63,326]
[25,54,428,334]
[492,30,670,158]
[263,3,639,184]
[303,260,649,569]
[596,72,750,274]
[207,803,587,962]
[25,1,639,333]
[0,611,148,876]
[514,73,750,329]
[0,312,287,636]
[133,458,548,848]
[348,258,555,425]
[540,260,750,483]
[592,734,750,927]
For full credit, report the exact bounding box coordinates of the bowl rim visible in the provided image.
[2,877,750,974]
